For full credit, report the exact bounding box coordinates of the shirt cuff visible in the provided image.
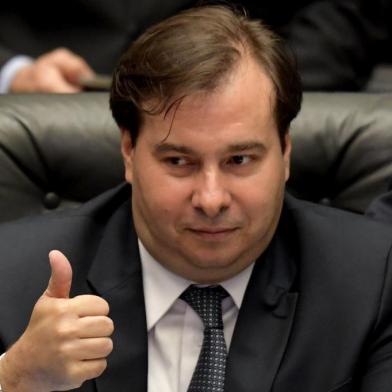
[0,55,34,93]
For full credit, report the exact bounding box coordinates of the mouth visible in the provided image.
[187,227,238,241]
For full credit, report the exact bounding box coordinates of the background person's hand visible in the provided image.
[0,250,114,392]
[10,48,95,93]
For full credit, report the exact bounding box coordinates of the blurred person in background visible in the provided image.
[0,0,193,93]
[0,0,389,93]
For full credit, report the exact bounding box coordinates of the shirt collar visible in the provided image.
[139,240,254,331]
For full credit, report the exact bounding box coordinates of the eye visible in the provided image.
[166,156,189,166]
[227,155,251,165]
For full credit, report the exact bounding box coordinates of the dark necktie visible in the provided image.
[180,285,229,392]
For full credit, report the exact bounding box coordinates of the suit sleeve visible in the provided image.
[366,184,392,224]
[359,243,392,391]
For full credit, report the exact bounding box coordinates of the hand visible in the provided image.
[0,250,114,392]
[10,48,95,93]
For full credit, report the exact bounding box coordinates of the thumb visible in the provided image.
[45,250,73,298]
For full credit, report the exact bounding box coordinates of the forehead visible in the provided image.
[139,57,277,145]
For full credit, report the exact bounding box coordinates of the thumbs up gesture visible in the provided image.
[0,251,114,392]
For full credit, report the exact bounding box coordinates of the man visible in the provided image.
[0,5,392,392]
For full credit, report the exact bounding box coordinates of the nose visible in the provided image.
[191,169,231,218]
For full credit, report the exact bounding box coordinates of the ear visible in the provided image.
[120,128,134,184]
[283,133,291,182]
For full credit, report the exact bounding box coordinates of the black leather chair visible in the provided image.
[0,92,391,222]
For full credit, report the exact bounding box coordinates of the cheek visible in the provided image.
[133,170,190,223]
[239,163,286,223]
[244,193,277,228]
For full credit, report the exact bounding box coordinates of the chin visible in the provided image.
[188,250,237,267]
[188,252,247,276]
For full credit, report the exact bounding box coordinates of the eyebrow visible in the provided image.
[226,142,266,153]
[154,143,196,154]
[154,141,266,155]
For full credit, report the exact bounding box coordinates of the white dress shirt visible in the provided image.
[139,240,254,392]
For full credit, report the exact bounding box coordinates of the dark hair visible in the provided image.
[110,5,302,148]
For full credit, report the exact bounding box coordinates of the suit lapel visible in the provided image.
[226,206,299,392]
[87,199,148,392]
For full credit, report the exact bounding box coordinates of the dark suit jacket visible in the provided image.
[0,0,386,90]
[367,186,392,224]
[1,183,392,392]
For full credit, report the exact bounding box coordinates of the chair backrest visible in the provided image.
[0,92,391,222]
[290,93,392,211]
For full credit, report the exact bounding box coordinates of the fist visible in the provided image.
[0,250,114,392]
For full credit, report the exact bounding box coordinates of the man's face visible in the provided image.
[121,57,291,283]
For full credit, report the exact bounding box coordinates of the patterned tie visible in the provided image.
[180,285,229,392]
